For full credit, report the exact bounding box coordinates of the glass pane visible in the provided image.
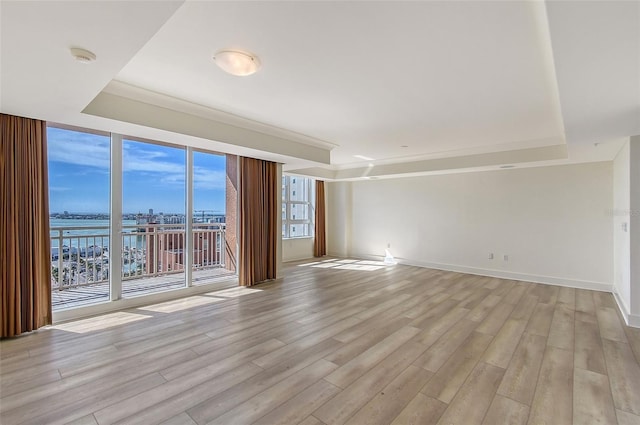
[289,177,308,201]
[289,204,309,220]
[192,151,233,286]
[122,140,186,296]
[48,126,111,310]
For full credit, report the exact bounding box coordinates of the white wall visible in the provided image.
[328,162,613,290]
[282,237,315,262]
[613,141,631,316]
[630,137,640,320]
[327,181,352,257]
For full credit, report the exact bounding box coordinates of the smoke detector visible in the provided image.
[70,47,96,64]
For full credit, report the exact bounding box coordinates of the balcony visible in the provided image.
[50,223,236,310]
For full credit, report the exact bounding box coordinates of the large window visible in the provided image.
[282,175,315,238]
[122,139,187,296]
[48,126,111,309]
[47,125,233,311]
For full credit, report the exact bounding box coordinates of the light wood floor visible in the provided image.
[2,258,640,425]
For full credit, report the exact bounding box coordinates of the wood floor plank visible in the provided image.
[616,409,640,425]
[413,307,471,348]
[160,338,284,381]
[525,302,555,337]
[435,361,505,425]
[324,315,412,366]
[598,307,628,343]
[253,379,341,425]
[413,318,477,372]
[602,339,640,416]
[547,304,575,351]
[482,318,527,369]
[475,302,515,336]
[576,289,597,317]
[482,395,529,425]
[252,316,361,369]
[313,341,428,425]
[574,318,607,375]
[557,286,576,308]
[510,294,539,322]
[421,331,493,404]
[207,359,338,425]
[390,393,447,425]
[467,294,502,322]
[65,415,99,425]
[624,325,640,365]
[573,367,617,425]
[527,346,574,425]
[503,284,527,305]
[95,361,264,425]
[325,325,420,388]
[2,373,166,425]
[497,331,547,406]
[158,413,197,425]
[0,347,198,415]
[300,416,326,425]
[110,363,265,425]
[186,337,343,424]
[1,262,637,425]
[344,365,432,425]
[593,291,617,310]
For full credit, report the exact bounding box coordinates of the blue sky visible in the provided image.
[47,127,226,214]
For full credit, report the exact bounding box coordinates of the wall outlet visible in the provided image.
[503,254,509,261]
[488,253,494,259]
[387,242,391,248]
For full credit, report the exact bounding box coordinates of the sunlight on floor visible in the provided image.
[138,295,226,313]
[297,258,390,271]
[51,312,152,333]
[204,286,263,298]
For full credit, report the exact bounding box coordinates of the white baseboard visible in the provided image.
[354,253,612,292]
[612,290,640,327]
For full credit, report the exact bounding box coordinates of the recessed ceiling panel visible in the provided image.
[115,1,566,165]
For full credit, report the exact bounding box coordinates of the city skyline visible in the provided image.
[47,127,227,214]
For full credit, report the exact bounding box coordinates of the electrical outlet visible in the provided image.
[503,254,509,261]
[387,242,391,248]
[488,253,494,259]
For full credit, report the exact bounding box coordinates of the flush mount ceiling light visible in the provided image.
[213,49,261,76]
[70,47,96,64]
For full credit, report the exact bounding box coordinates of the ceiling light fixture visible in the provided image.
[214,49,261,76]
[70,47,96,64]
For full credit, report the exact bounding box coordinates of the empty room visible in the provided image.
[1,1,640,425]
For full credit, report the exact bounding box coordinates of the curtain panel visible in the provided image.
[238,157,278,286]
[314,180,327,257]
[1,114,52,338]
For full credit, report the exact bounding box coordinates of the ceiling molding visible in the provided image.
[83,91,332,164]
[104,81,339,151]
[288,144,568,181]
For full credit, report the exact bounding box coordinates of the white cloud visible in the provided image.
[48,129,225,189]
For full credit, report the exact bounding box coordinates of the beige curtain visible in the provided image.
[1,114,52,338]
[314,180,326,257]
[238,157,277,286]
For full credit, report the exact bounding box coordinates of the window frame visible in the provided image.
[282,175,315,239]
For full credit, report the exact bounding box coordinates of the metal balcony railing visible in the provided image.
[50,223,226,291]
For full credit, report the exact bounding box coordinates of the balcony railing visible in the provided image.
[50,223,226,291]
